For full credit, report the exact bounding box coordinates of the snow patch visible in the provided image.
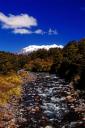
[20,44,63,54]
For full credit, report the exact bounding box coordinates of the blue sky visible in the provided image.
[0,0,85,52]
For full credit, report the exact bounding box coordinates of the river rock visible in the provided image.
[66,95,76,102]
[0,72,85,128]
[45,126,53,128]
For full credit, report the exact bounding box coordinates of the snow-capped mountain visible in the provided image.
[20,44,63,54]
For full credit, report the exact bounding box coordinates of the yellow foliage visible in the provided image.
[18,70,28,78]
[0,73,22,105]
[0,71,34,106]
[18,70,34,82]
[27,58,53,72]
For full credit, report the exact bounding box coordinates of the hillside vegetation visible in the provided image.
[0,73,22,105]
[0,38,85,90]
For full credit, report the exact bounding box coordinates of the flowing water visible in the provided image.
[16,73,84,128]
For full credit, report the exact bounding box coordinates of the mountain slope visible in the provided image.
[20,44,63,54]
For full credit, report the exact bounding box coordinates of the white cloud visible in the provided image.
[12,28,58,35]
[20,44,63,54]
[34,28,58,35]
[13,28,46,35]
[13,28,32,34]
[0,12,37,29]
[34,29,45,35]
[48,28,58,35]
[0,12,59,35]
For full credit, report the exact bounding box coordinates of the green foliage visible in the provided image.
[52,39,85,89]
[0,38,84,90]
[0,52,29,74]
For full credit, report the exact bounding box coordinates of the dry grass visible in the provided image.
[0,71,35,105]
[0,73,22,105]
[0,70,36,105]
[18,70,36,82]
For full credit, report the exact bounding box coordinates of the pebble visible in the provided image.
[0,72,85,128]
[45,126,53,128]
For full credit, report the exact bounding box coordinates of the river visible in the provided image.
[15,73,85,128]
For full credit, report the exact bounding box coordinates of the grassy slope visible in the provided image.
[0,73,22,105]
[0,70,36,105]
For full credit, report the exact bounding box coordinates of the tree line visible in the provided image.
[0,38,85,89]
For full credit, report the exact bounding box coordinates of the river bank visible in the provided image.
[0,72,85,128]
[0,71,37,127]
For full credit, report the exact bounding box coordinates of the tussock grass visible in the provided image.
[0,73,22,105]
[0,71,35,105]
[18,70,35,82]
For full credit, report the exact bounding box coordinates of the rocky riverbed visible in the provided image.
[0,73,85,128]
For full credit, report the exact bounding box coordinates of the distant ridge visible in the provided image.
[20,44,63,54]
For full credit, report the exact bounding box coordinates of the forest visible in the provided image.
[0,38,85,90]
